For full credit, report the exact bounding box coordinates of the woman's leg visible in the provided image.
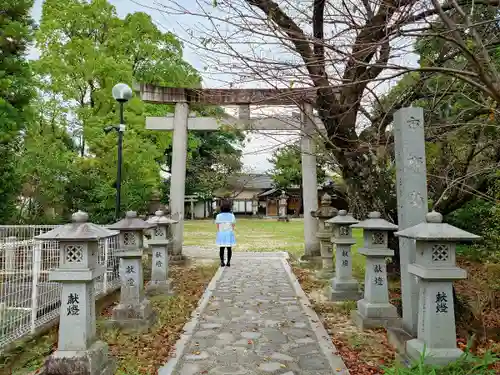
[219,247,225,266]
[226,247,232,266]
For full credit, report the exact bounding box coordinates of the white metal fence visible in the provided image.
[0,225,120,349]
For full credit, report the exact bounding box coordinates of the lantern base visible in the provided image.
[315,268,334,279]
[109,299,156,331]
[169,254,186,264]
[146,279,173,296]
[44,340,115,375]
[326,280,361,301]
[350,309,401,330]
[406,339,463,366]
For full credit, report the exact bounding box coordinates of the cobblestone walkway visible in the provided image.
[160,254,348,375]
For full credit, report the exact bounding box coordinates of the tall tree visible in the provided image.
[33,0,195,222]
[17,95,76,223]
[157,0,500,220]
[269,142,328,214]
[0,0,35,222]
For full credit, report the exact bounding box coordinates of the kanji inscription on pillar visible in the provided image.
[66,293,80,316]
[435,292,448,313]
[407,115,422,129]
[155,251,163,268]
[125,262,136,286]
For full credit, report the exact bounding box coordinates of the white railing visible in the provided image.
[0,225,120,350]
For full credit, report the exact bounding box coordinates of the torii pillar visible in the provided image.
[169,101,189,257]
[301,103,320,257]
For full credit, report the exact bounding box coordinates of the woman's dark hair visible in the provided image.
[220,199,232,213]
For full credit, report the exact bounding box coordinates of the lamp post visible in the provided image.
[105,83,133,220]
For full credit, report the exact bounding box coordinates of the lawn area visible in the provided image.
[184,218,366,278]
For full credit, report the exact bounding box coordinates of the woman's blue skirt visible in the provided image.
[216,231,236,247]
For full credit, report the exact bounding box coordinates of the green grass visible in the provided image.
[184,218,366,279]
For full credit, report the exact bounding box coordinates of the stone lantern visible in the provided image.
[311,193,338,278]
[277,191,289,222]
[36,211,116,375]
[350,211,399,330]
[325,210,360,301]
[146,210,178,295]
[107,211,156,330]
[251,195,259,216]
[394,211,480,365]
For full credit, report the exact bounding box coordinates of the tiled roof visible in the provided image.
[227,174,274,190]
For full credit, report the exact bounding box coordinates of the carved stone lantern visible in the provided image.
[252,195,259,216]
[311,193,338,278]
[146,210,178,295]
[350,211,399,329]
[395,211,480,365]
[325,210,360,301]
[107,211,156,330]
[277,190,289,222]
[36,210,117,375]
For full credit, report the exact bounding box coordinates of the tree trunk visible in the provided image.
[339,151,401,272]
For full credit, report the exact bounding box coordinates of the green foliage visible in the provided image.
[375,2,500,222]
[447,176,500,262]
[383,346,498,375]
[9,0,241,224]
[268,142,326,189]
[11,0,244,223]
[0,0,35,223]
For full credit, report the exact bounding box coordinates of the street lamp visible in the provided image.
[105,83,133,220]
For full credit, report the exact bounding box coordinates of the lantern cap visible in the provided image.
[351,211,398,230]
[325,209,358,225]
[108,210,155,230]
[147,210,178,225]
[394,210,481,241]
[35,210,118,241]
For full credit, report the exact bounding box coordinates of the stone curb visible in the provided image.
[281,258,351,374]
[158,264,227,375]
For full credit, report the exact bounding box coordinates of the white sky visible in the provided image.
[30,0,416,172]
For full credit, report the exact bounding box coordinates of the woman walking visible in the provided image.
[215,199,236,267]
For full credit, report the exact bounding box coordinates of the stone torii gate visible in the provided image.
[138,84,324,259]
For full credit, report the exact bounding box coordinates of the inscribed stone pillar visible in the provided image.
[351,212,399,330]
[312,193,338,278]
[146,210,178,296]
[395,211,480,365]
[36,211,116,375]
[394,106,428,336]
[300,103,319,257]
[108,211,155,330]
[170,101,189,257]
[326,210,360,301]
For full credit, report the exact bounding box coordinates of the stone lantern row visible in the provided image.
[313,194,479,366]
[35,209,177,375]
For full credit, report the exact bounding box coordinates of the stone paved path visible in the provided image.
[159,254,349,375]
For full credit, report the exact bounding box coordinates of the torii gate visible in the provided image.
[138,84,324,259]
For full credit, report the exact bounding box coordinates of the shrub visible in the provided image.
[383,346,498,374]
[446,180,500,262]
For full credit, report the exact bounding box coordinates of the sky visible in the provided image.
[30,0,295,172]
